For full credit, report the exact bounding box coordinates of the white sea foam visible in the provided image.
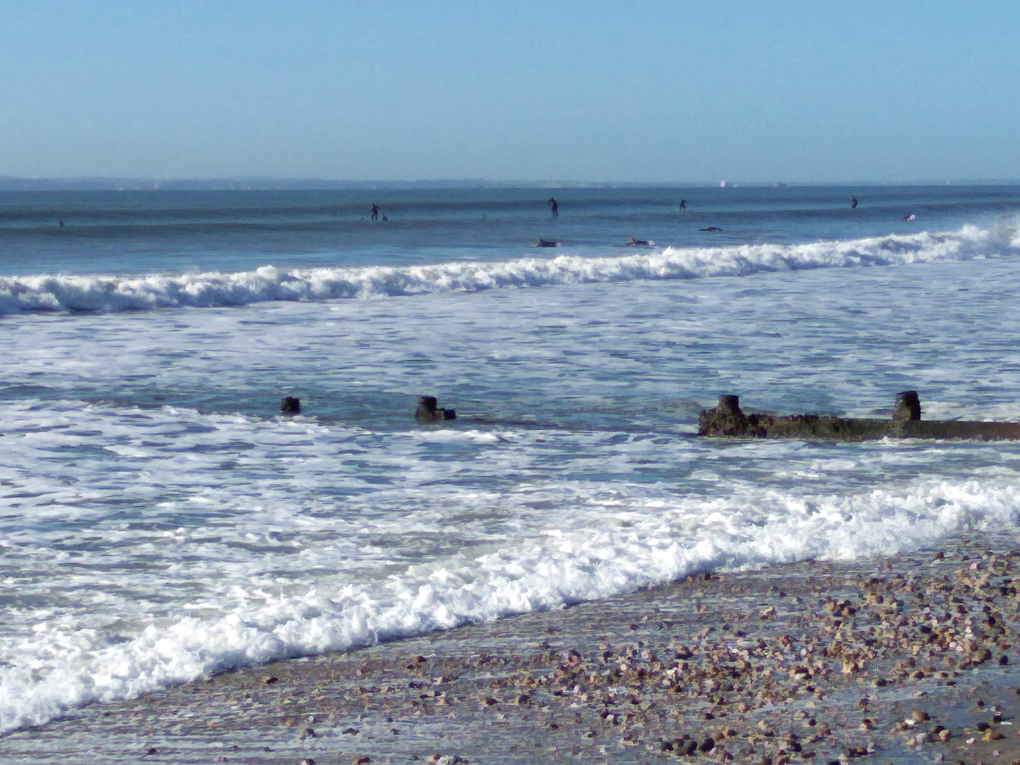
[0,225,1012,314]
[3,212,1020,736]
[2,468,1017,733]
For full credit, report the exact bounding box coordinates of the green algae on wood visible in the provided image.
[697,392,1020,441]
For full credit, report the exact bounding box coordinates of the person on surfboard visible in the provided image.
[548,198,559,217]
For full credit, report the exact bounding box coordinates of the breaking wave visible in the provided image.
[0,225,1013,315]
[3,470,1019,734]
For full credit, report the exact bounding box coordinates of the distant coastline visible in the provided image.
[2,177,1019,192]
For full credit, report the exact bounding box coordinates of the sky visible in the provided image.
[2,1,1018,184]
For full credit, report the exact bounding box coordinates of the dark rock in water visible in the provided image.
[280,397,301,415]
[698,392,1020,441]
[416,395,456,423]
[893,390,921,421]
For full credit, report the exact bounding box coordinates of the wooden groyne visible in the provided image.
[415,395,457,423]
[698,391,1020,441]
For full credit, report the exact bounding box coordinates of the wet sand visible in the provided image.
[4,532,1020,764]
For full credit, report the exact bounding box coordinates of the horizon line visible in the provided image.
[2,176,1020,191]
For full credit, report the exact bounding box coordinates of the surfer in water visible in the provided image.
[851,196,858,209]
[904,213,916,221]
[548,197,558,217]
[700,226,723,232]
[679,199,686,212]
[536,238,558,248]
[370,204,379,221]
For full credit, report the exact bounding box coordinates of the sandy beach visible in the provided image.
[3,532,1020,765]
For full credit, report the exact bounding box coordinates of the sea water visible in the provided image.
[2,185,1020,733]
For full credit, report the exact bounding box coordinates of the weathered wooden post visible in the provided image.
[415,395,456,423]
[717,395,742,417]
[893,391,921,421]
[697,394,751,436]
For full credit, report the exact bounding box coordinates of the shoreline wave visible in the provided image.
[2,472,1018,734]
[1,225,1013,315]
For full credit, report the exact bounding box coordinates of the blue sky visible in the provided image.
[2,1,1018,183]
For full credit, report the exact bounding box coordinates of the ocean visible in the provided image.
[2,184,1020,734]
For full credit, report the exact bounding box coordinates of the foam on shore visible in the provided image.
[5,533,1020,764]
[2,468,1017,734]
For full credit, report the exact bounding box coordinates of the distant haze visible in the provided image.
[2,1,1018,184]
[3,179,1019,193]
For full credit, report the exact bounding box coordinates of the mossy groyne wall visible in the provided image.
[698,391,1020,441]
